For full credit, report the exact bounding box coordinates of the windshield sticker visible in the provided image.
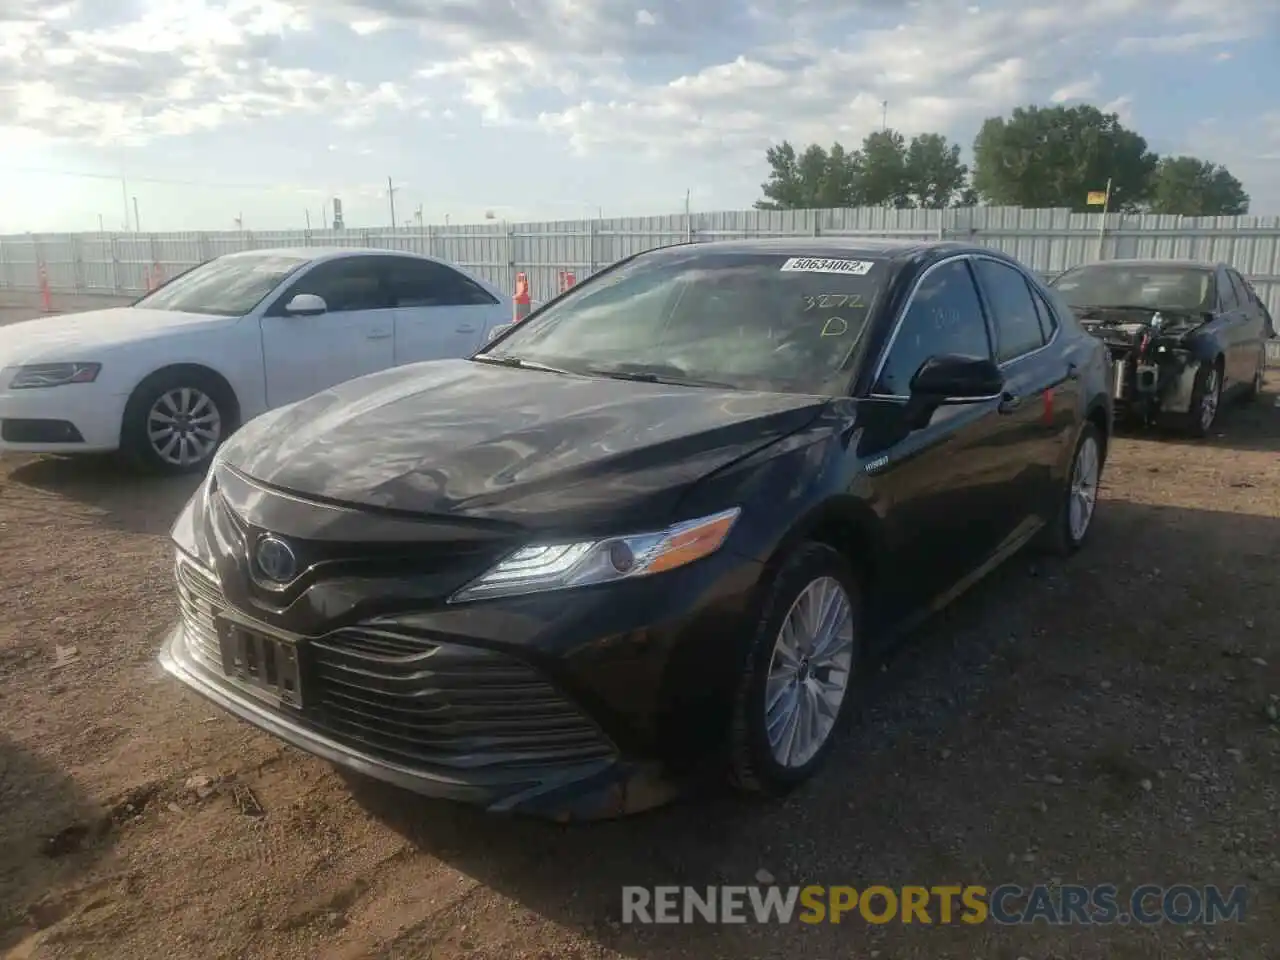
[803,293,865,311]
[781,257,875,275]
[820,317,850,337]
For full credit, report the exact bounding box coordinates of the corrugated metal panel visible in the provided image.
[4,206,1280,319]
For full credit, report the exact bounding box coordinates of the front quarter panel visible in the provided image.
[95,320,264,414]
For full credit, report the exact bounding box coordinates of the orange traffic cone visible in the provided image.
[513,272,532,322]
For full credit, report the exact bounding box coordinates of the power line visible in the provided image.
[0,164,317,192]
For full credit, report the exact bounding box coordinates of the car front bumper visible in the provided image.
[159,543,765,819]
[0,379,126,454]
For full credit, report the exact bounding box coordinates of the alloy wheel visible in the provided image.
[1069,434,1100,543]
[1199,368,1220,432]
[147,387,223,467]
[764,576,855,769]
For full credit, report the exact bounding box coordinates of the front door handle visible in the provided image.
[1066,361,1080,380]
[998,391,1022,414]
[367,330,392,340]
[456,325,476,333]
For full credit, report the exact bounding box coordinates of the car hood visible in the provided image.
[1072,305,1210,345]
[220,359,830,531]
[0,307,237,364]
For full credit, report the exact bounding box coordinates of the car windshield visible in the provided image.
[479,250,887,395]
[134,253,309,316]
[1050,263,1213,313]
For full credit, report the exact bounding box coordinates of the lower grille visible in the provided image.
[172,554,614,771]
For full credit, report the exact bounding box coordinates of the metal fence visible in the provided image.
[4,206,1280,320]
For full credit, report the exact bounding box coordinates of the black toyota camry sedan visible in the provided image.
[160,238,1113,819]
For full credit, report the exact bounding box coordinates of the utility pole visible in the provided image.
[881,100,888,131]
[120,178,130,231]
[387,176,398,229]
[97,213,104,233]
[133,196,141,232]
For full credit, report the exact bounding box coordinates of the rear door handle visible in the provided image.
[998,392,1022,414]
[367,330,392,340]
[456,325,476,333]
[1066,362,1080,380]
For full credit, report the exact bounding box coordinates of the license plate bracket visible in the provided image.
[216,616,304,708]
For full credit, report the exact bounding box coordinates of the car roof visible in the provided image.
[218,246,437,263]
[215,246,508,301]
[649,237,981,262]
[1066,258,1221,271]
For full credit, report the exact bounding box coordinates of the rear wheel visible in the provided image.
[729,543,863,795]
[1036,421,1102,557]
[120,369,234,475]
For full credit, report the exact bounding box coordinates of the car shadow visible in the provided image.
[1,455,201,537]
[341,497,1280,956]
[0,736,118,953]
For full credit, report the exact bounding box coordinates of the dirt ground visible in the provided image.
[1,347,1278,958]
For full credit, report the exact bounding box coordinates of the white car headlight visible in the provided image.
[450,507,741,603]
[9,362,102,389]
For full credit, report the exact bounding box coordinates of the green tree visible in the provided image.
[1147,156,1249,216]
[971,104,1157,212]
[903,133,969,208]
[756,129,970,210]
[858,129,909,207]
[755,141,861,210]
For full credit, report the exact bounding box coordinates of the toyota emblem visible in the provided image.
[254,535,297,583]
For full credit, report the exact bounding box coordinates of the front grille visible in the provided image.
[172,554,614,771]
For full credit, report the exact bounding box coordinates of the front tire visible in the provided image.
[729,543,863,796]
[1181,360,1223,438]
[1037,421,1103,557]
[120,369,233,475]
[1242,349,1264,403]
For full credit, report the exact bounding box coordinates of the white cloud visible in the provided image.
[1050,74,1101,103]
[1100,94,1135,124]
[1,0,1278,224]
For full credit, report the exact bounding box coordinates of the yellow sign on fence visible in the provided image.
[1086,190,1108,206]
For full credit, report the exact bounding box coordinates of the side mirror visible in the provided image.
[284,293,327,316]
[903,354,1003,430]
[485,323,514,342]
[909,354,1004,400]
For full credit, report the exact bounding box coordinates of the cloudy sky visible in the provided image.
[1,0,1277,233]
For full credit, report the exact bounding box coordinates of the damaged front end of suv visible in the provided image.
[1074,306,1214,423]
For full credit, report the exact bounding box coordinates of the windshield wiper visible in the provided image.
[471,354,577,376]
[582,364,737,389]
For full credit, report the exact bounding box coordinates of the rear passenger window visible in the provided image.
[383,257,499,308]
[875,259,991,396]
[973,259,1045,361]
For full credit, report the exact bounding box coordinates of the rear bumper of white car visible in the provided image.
[0,378,127,455]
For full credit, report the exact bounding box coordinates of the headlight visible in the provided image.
[9,362,102,389]
[450,507,741,603]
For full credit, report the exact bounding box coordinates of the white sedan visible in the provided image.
[0,247,512,474]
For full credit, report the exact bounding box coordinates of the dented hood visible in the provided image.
[217,358,829,531]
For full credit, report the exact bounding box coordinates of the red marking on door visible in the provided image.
[1042,388,1054,424]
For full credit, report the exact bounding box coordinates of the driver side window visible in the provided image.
[875,259,991,396]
